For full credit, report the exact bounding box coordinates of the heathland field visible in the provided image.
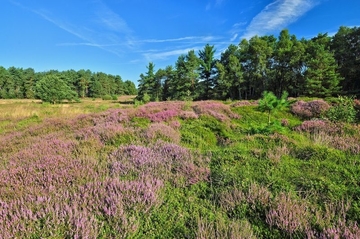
[1,97,360,238]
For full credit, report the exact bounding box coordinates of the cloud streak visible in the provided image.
[9,1,131,57]
[34,10,124,56]
[230,34,238,42]
[95,2,132,34]
[242,0,318,39]
[140,36,217,44]
[143,47,202,61]
[34,10,92,42]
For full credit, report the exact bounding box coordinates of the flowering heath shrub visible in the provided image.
[192,101,241,122]
[179,111,199,120]
[294,119,330,134]
[290,100,330,119]
[329,135,360,154]
[168,120,181,129]
[266,192,310,236]
[231,100,258,107]
[145,122,181,143]
[109,141,210,187]
[136,101,184,122]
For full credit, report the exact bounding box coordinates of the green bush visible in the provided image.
[102,94,112,100]
[325,96,357,123]
[35,75,78,104]
[292,145,346,161]
[142,93,151,103]
[246,121,287,135]
[130,117,150,128]
[134,99,144,107]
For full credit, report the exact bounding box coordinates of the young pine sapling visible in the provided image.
[258,91,289,124]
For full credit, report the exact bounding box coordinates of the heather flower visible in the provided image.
[168,120,181,129]
[329,136,360,154]
[76,122,125,143]
[266,192,310,236]
[267,144,290,164]
[135,101,184,122]
[294,119,329,134]
[291,100,330,119]
[149,109,178,122]
[145,122,181,143]
[109,141,210,186]
[218,187,245,211]
[281,118,289,127]
[192,101,241,121]
[231,100,258,107]
[246,182,272,207]
[179,111,198,120]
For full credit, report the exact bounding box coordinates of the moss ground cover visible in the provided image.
[0,98,359,238]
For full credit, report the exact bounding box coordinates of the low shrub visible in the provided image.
[231,100,258,107]
[290,100,330,119]
[266,192,311,236]
[102,94,112,100]
[179,111,198,120]
[192,101,241,122]
[292,145,346,161]
[180,122,217,149]
[326,96,357,123]
[135,101,184,122]
[294,119,329,134]
[145,122,181,143]
[247,121,287,135]
[329,135,360,154]
[109,141,210,187]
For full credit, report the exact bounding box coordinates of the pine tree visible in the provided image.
[136,62,156,102]
[198,44,216,99]
[305,35,342,97]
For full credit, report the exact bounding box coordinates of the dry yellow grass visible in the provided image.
[0,95,135,120]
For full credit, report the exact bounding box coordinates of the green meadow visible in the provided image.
[0,96,359,238]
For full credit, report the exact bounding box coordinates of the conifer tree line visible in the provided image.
[137,26,360,102]
[0,67,137,100]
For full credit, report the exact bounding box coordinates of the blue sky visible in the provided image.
[1,0,360,84]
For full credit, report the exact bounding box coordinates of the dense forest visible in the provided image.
[1,26,359,103]
[137,26,360,102]
[0,67,137,101]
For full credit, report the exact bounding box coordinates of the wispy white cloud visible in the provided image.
[95,2,131,34]
[143,47,202,61]
[242,0,319,39]
[230,34,238,42]
[206,0,226,11]
[229,21,247,40]
[9,0,90,43]
[233,22,247,28]
[36,10,125,56]
[57,42,124,47]
[140,36,217,44]
[9,0,133,57]
[34,9,92,42]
